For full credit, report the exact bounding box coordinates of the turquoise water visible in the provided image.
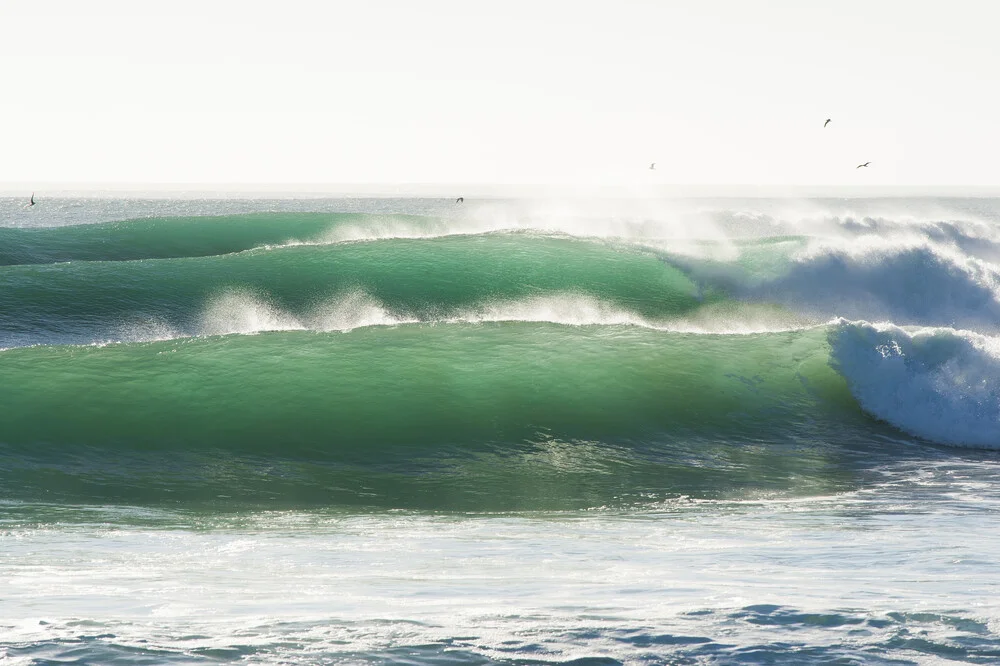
[2,196,1000,664]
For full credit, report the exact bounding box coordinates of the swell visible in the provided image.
[11,229,1000,346]
[0,325,850,448]
[4,316,996,509]
[0,234,705,346]
[8,212,1000,340]
[0,212,425,265]
[5,203,1000,508]
[0,324,876,509]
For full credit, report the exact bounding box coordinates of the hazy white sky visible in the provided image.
[2,0,998,187]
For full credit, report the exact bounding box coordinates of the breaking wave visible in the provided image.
[830,319,1000,449]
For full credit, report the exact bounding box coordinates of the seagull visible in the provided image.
[455,197,464,203]
[649,163,656,170]
[26,192,35,208]
[856,162,871,169]
[823,118,831,128]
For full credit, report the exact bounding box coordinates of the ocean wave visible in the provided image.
[762,241,1000,330]
[829,319,1000,449]
[0,322,865,508]
[10,226,1000,346]
[0,235,703,347]
[0,212,348,265]
[0,207,739,266]
[0,323,844,449]
[664,236,1000,332]
[77,314,1000,453]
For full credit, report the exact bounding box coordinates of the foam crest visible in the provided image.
[198,290,305,336]
[195,289,416,337]
[829,320,1000,449]
[306,290,412,331]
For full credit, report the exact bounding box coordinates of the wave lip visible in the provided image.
[829,319,1000,449]
[749,241,1000,332]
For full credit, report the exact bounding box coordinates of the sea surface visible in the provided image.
[2,195,1000,665]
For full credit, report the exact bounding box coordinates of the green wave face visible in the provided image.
[0,325,883,510]
[0,235,704,345]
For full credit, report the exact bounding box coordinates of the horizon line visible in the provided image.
[2,182,1000,198]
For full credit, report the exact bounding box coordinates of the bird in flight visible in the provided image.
[856,162,871,169]
[456,197,464,203]
[649,163,656,170]
[823,118,831,128]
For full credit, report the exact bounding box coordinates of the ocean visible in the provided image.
[1,195,999,664]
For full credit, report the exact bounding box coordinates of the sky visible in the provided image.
[2,0,998,188]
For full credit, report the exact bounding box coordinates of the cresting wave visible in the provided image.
[3,203,1000,463]
[0,234,706,346]
[6,227,1000,341]
[829,319,1000,449]
[129,290,816,340]
[3,315,997,453]
[0,322,868,508]
[0,324,845,450]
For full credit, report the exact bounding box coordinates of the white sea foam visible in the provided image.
[196,289,411,336]
[306,289,416,332]
[829,319,1000,449]
[198,290,304,336]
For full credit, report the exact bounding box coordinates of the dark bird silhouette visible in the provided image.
[856,162,871,169]
[823,118,831,128]
[456,197,464,203]
[649,163,656,170]
[27,192,35,208]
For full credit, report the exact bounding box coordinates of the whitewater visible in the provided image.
[2,195,1000,665]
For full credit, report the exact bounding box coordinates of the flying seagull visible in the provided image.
[856,162,871,169]
[649,163,656,170]
[823,118,831,128]
[456,197,464,203]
